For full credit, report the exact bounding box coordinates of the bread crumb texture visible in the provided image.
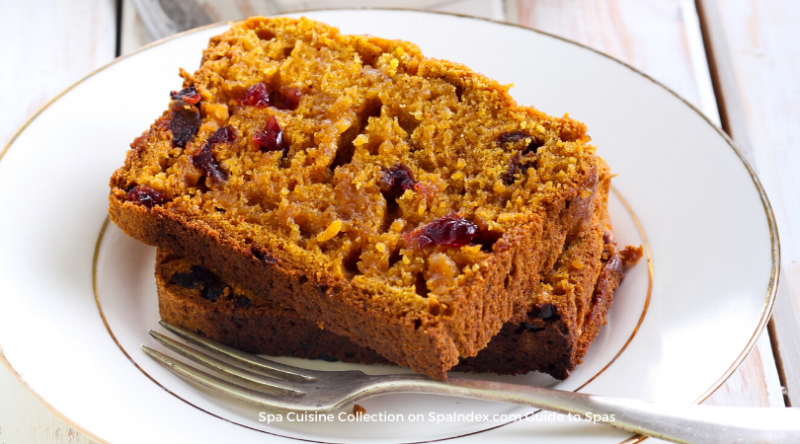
[112,16,597,309]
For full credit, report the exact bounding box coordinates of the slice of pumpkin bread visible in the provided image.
[154,168,622,379]
[110,17,601,379]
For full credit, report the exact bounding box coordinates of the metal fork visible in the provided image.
[143,322,798,444]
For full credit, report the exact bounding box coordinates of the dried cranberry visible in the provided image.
[253,116,289,156]
[170,86,201,105]
[498,131,543,155]
[170,265,213,289]
[169,101,201,148]
[251,248,277,264]
[540,304,556,320]
[202,282,227,302]
[498,131,528,145]
[379,164,416,202]
[241,82,270,108]
[233,295,253,307]
[169,265,228,302]
[193,125,237,184]
[502,154,522,185]
[523,140,544,155]
[533,303,558,321]
[207,125,237,144]
[501,153,536,185]
[170,272,199,289]
[281,87,301,110]
[403,214,478,250]
[126,186,166,209]
[193,146,227,183]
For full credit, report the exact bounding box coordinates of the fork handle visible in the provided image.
[431,377,799,444]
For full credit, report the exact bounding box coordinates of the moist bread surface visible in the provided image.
[110,17,601,378]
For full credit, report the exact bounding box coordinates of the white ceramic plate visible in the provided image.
[0,9,777,444]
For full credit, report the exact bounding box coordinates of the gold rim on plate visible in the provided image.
[0,8,780,444]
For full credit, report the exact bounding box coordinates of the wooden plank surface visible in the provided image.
[0,0,117,145]
[507,0,785,410]
[0,1,116,442]
[120,0,505,55]
[699,0,800,407]
[507,0,720,124]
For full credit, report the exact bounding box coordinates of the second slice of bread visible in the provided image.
[154,167,620,379]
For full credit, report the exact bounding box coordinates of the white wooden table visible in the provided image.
[1,1,797,442]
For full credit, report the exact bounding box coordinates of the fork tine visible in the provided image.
[158,321,316,382]
[142,345,315,412]
[148,330,305,397]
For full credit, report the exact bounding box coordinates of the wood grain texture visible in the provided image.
[703,332,785,408]
[0,0,114,439]
[0,0,116,145]
[429,0,505,20]
[507,0,719,123]
[120,0,505,55]
[508,0,784,409]
[699,0,800,407]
